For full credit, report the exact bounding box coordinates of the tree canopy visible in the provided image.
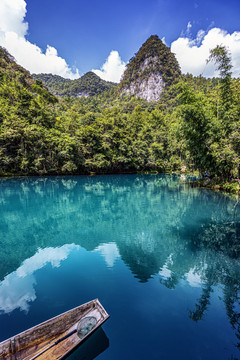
[0,45,239,191]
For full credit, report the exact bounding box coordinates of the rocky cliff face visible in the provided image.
[119,35,181,101]
[123,72,164,101]
[123,56,165,101]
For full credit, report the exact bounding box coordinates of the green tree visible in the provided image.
[208,45,233,107]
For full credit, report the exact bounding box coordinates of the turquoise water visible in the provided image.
[0,174,240,359]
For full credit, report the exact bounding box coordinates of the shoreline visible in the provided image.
[1,171,239,195]
[192,178,240,195]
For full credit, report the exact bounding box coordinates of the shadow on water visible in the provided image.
[0,174,240,353]
[67,328,109,360]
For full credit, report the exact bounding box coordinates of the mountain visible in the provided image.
[119,35,181,101]
[33,71,116,97]
[0,46,34,88]
[0,46,57,104]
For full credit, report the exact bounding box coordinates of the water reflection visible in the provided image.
[185,268,202,288]
[0,174,240,349]
[67,327,109,360]
[0,244,79,313]
[95,243,120,268]
[188,251,240,349]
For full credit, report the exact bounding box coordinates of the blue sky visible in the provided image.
[0,0,240,81]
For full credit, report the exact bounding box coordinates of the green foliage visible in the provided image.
[33,71,116,97]
[0,45,239,186]
[208,45,233,107]
[119,35,181,92]
[178,46,240,180]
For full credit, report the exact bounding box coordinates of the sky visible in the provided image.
[0,0,240,82]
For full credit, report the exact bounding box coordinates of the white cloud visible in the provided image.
[196,29,206,45]
[92,50,126,83]
[171,27,240,77]
[181,21,192,38]
[0,0,27,36]
[0,0,79,79]
[187,21,192,35]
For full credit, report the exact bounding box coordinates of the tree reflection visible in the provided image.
[0,174,240,346]
[186,247,240,349]
[223,282,240,349]
[189,283,213,322]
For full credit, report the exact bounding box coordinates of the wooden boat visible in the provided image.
[0,299,109,360]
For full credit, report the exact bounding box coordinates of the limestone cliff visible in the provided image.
[119,35,181,101]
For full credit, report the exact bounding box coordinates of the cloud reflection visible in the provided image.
[159,265,172,280]
[95,243,120,268]
[159,254,173,280]
[0,244,79,314]
[159,255,203,288]
[185,268,203,288]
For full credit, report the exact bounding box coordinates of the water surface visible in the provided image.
[0,174,240,359]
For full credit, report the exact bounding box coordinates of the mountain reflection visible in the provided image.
[0,175,240,345]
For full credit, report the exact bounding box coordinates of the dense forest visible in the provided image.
[0,40,239,192]
[33,71,116,97]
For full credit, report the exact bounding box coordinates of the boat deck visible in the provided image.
[0,299,109,360]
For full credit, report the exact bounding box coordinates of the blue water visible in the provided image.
[0,174,240,359]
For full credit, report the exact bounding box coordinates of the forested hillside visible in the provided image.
[0,44,239,192]
[33,71,116,97]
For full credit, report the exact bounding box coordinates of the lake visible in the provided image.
[0,174,240,359]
